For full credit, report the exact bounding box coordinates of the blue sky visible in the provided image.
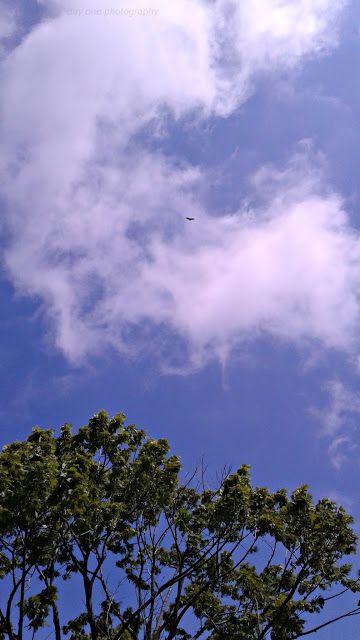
[1,0,360,636]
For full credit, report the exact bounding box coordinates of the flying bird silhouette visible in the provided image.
[185,217,195,221]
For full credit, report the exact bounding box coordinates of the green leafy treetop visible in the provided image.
[0,411,358,639]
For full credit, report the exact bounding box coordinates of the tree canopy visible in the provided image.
[0,411,359,639]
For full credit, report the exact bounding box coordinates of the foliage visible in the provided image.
[0,411,358,639]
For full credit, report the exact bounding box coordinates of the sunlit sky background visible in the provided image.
[1,1,360,636]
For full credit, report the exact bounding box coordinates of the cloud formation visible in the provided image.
[146,159,360,365]
[0,4,17,58]
[314,380,360,469]
[0,0,355,366]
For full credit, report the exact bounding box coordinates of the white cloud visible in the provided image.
[0,0,353,365]
[4,146,360,368]
[313,380,360,469]
[327,436,358,471]
[319,380,360,438]
[212,0,346,110]
[145,158,360,366]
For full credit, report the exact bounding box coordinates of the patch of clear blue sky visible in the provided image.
[1,2,360,636]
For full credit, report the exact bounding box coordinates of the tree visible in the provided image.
[0,411,358,639]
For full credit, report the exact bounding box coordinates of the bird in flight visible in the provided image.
[185,217,195,221]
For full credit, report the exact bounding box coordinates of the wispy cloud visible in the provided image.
[0,0,352,367]
[327,436,357,470]
[319,380,360,437]
[0,4,18,58]
[313,380,360,469]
